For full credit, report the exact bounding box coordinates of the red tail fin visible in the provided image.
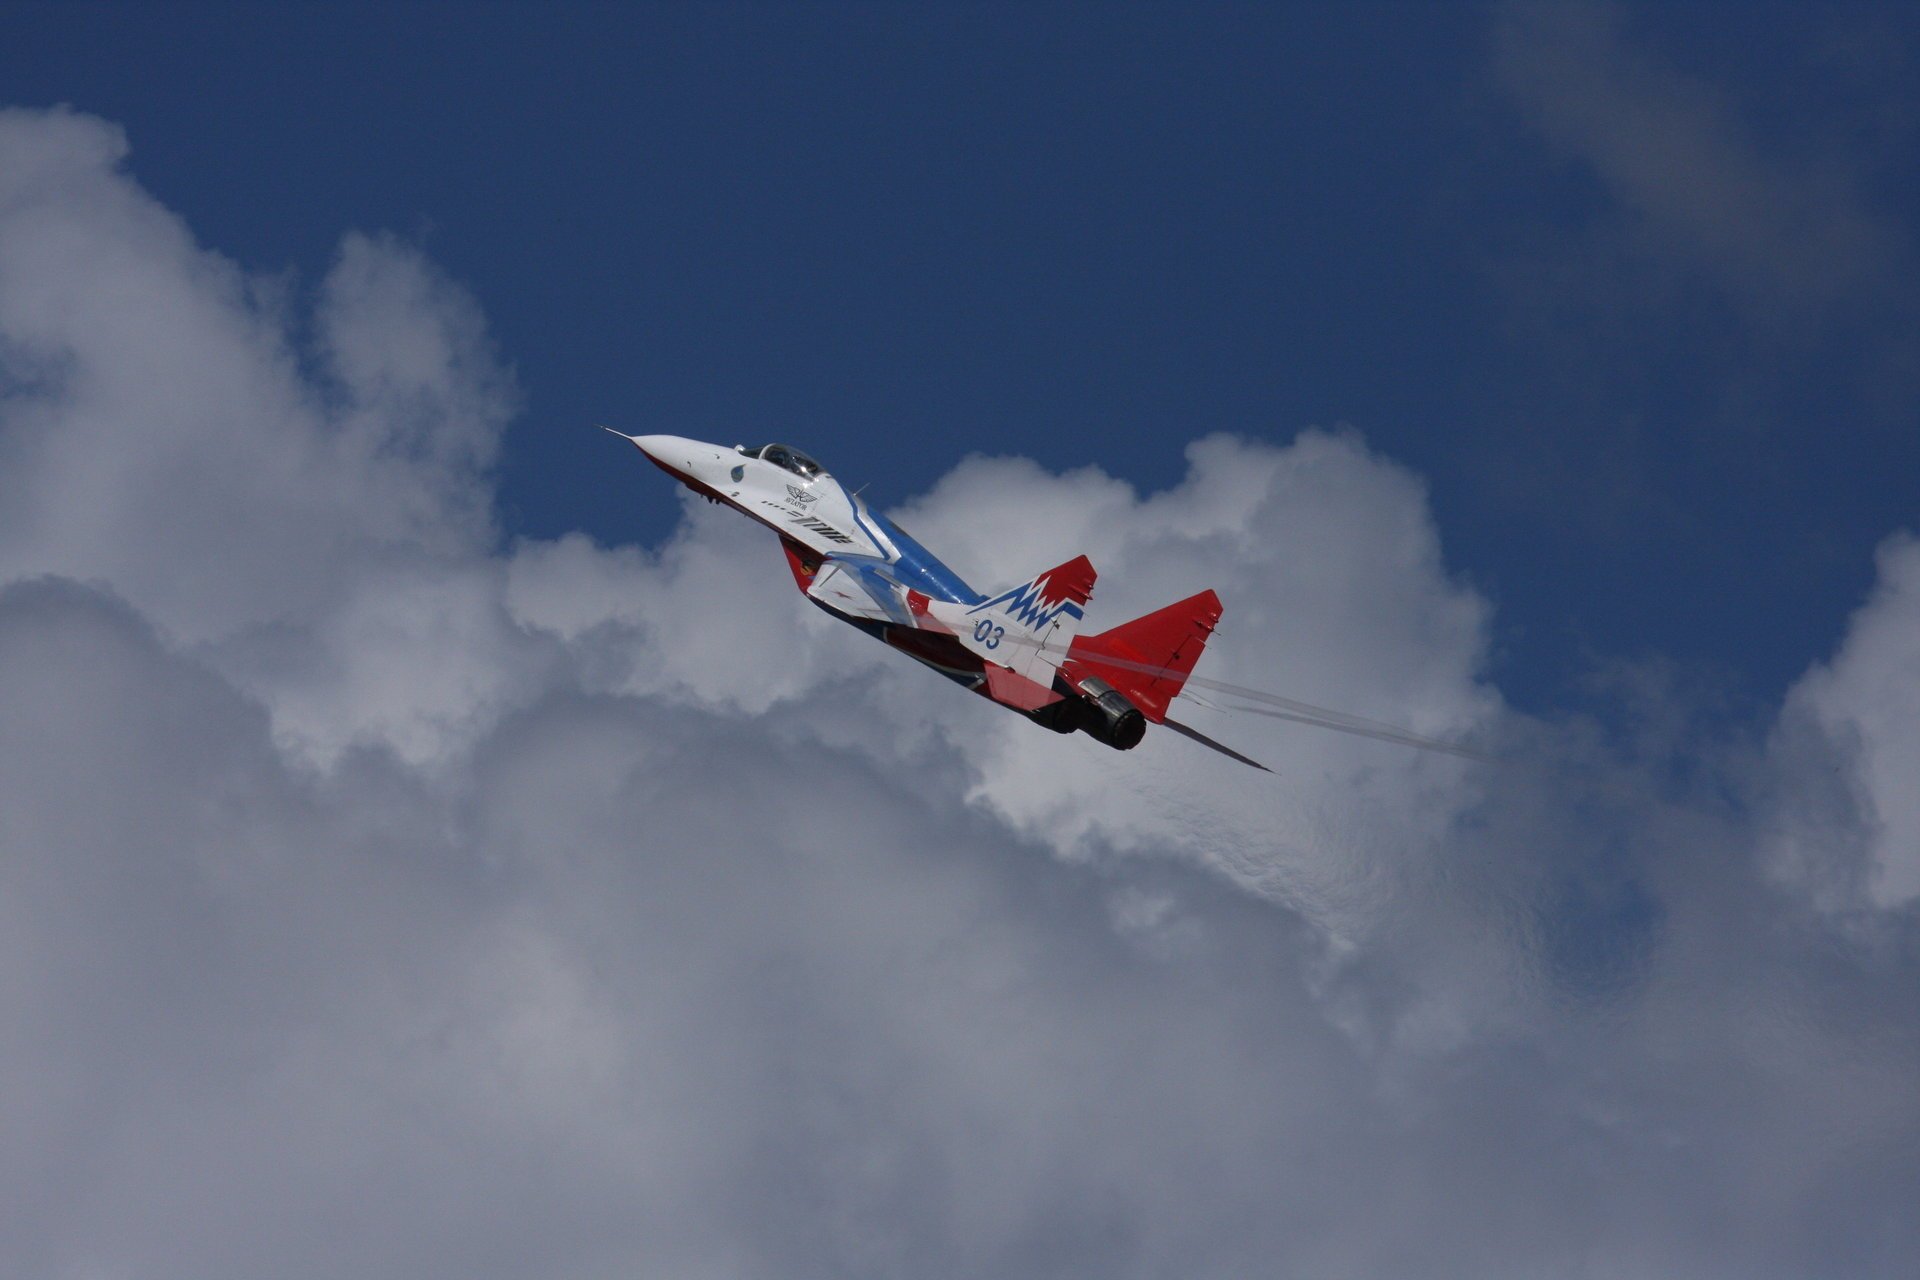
[1065,589,1222,723]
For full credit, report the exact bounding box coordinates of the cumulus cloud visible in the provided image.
[2,106,1917,1278]
[1770,533,1920,910]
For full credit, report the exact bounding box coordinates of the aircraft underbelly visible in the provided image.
[881,620,1059,709]
[880,623,986,687]
[796,527,1066,715]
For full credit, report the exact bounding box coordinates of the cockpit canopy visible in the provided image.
[738,442,826,480]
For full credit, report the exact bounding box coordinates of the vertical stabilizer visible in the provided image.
[1064,589,1222,722]
[931,554,1097,687]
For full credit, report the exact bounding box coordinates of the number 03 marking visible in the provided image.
[973,619,1005,650]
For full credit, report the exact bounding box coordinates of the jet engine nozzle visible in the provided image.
[1071,674,1147,750]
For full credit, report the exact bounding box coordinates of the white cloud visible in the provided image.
[1770,532,1920,910]
[0,114,505,646]
[885,432,1500,929]
[2,106,1916,1278]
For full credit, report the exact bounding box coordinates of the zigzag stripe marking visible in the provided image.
[968,579,1085,631]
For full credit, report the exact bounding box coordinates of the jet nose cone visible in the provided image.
[629,433,684,461]
[609,432,733,487]
[601,428,699,467]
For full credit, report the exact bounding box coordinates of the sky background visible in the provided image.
[2,3,1918,1277]
[6,0,1916,711]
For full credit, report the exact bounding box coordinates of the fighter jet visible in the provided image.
[607,431,1271,770]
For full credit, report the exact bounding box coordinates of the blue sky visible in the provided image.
[3,5,1918,1277]
[7,1,1914,713]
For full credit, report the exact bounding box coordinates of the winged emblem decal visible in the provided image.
[786,483,818,506]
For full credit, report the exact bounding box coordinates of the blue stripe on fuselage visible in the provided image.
[819,477,979,604]
[867,511,983,604]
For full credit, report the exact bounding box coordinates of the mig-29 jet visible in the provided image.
[605,430,1271,770]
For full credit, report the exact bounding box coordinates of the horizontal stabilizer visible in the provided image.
[1162,717,1273,772]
